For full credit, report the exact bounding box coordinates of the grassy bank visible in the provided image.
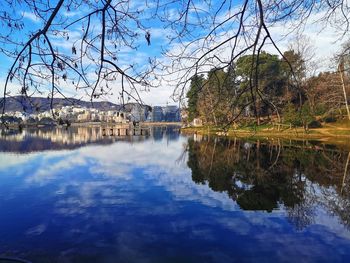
[181,121,350,146]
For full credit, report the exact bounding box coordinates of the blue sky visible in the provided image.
[0,0,346,106]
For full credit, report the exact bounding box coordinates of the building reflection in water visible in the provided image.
[0,125,181,153]
[186,135,350,230]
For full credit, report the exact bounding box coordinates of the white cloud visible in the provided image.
[266,10,342,72]
[22,12,40,23]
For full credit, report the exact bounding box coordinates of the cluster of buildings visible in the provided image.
[1,106,128,124]
[148,105,181,122]
[56,106,128,123]
[1,104,181,124]
[130,105,181,122]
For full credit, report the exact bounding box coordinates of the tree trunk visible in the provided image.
[206,86,217,126]
[341,151,350,194]
[339,61,350,121]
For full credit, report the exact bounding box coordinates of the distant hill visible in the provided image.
[0,96,149,113]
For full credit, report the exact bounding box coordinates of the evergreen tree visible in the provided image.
[186,74,205,122]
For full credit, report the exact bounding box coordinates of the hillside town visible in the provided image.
[1,104,181,125]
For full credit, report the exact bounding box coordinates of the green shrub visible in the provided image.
[323,115,337,123]
[308,120,322,128]
[283,103,301,126]
[283,103,315,130]
[314,104,326,116]
[300,104,314,125]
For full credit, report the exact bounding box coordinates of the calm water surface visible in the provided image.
[0,126,350,262]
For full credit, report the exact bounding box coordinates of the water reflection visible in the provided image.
[187,136,350,230]
[0,129,350,262]
[0,125,181,153]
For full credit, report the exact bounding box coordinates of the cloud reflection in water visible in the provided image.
[0,129,349,262]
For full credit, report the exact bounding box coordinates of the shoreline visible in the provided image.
[181,126,350,147]
[1,121,183,128]
[2,122,350,146]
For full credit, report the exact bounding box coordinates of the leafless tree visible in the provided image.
[0,0,349,120]
[161,0,350,122]
[336,40,350,120]
[0,0,160,115]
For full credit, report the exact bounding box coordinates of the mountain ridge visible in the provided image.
[0,96,150,113]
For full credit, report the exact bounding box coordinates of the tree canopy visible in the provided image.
[186,47,349,127]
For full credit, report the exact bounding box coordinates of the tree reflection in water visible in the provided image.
[186,135,350,230]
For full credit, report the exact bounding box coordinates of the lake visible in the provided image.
[0,126,350,262]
